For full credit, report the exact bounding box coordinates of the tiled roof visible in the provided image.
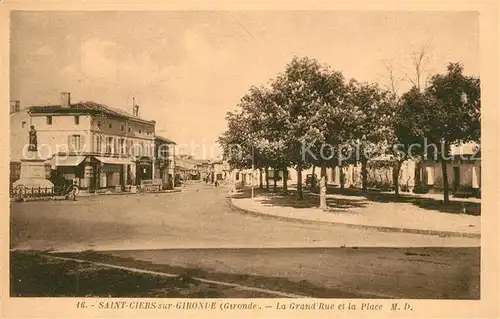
[155,135,176,144]
[28,101,155,124]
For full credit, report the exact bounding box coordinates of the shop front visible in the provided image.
[136,156,153,185]
[50,155,87,188]
[94,156,133,190]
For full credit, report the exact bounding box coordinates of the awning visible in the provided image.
[95,156,133,165]
[51,155,86,167]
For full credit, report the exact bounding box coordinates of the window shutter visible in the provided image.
[80,135,85,151]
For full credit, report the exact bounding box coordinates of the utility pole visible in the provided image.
[251,144,254,198]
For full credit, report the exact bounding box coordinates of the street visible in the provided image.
[10,182,480,298]
[11,182,479,252]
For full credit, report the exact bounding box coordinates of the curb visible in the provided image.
[96,189,182,196]
[228,198,480,239]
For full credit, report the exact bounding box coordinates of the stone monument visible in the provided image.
[12,125,54,192]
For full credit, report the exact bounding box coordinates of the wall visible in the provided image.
[417,159,481,190]
[10,112,92,161]
[90,115,155,158]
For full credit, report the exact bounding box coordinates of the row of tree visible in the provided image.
[218,55,480,207]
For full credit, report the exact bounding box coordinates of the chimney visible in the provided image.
[10,100,20,113]
[61,92,71,107]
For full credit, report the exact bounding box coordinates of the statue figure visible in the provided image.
[28,125,37,152]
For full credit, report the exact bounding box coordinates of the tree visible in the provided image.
[381,48,433,196]
[421,62,480,203]
[342,80,393,193]
[270,56,346,206]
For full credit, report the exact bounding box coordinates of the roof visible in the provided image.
[28,101,155,125]
[155,135,176,145]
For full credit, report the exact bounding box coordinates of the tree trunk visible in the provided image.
[259,168,263,189]
[393,160,403,197]
[321,166,327,188]
[311,165,316,188]
[296,166,303,200]
[265,167,269,190]
[282,168,288,195]
[273,168,277,192]
[319,165,327,210]
[441,159,450,204]
[340,167,345,189]
[361,159,368,193]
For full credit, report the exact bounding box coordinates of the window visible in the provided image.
[46,116,52,125]
[97,121,101,129]
[140,142,144,156]
[96,136,102,153]
[128,127,131,133]
[21,121,26,128]
[121,125,125,131]
[120,139,125,154]
[139,129,142,134]
[106,137,113,153]
[159,145,169,159]
[70,135,82,151]
[74,116,80,125]
[109,123,112,129]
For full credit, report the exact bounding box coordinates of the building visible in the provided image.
[413,143,481,196]
[154,135,176,188]
[10,93,156,191]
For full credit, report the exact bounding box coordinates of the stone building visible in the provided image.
[10,93,157,191]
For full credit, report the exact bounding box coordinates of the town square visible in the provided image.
[7,10,484,302]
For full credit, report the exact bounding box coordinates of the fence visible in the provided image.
[9,185,69,199]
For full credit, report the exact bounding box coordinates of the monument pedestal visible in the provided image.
[12,154,53,190]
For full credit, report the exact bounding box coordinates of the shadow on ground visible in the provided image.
[232,185,480,216]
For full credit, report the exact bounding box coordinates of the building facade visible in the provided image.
[10,93,157,191]
[154,135,176,188]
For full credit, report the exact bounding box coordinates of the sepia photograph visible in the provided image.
[2,6,496,317]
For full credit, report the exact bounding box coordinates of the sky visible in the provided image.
[10,11,479,159]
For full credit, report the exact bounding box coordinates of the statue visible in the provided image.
[28,125,37,152]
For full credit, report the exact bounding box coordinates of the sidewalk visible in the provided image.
[230,188,480,238]
[11,188,182,202]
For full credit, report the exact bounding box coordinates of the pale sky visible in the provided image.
[10,11,479,159]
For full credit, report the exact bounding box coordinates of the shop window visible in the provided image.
[46,116,52,125]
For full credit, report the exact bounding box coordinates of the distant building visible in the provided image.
[154,135,176,187]
[10,93,156,191]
